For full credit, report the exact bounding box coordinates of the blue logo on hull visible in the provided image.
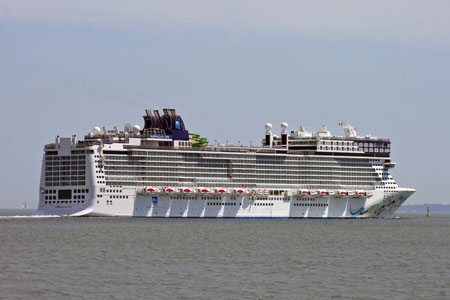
[349,206,365,216]
[152,196,158,206]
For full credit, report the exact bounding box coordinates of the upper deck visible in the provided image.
[44,108,391,159]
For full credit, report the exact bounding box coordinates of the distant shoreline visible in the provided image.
[397,204,450,213]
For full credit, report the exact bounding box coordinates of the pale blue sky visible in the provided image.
[1,1,449,208]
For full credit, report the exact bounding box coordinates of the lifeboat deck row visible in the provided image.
[137,187,374,198]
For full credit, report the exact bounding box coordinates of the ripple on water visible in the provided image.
[0,216,449,299]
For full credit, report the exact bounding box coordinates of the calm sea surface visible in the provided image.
[1,210,449,300]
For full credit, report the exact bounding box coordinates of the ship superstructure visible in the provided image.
[35,108,414,218]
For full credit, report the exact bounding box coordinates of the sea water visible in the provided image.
[1,211,449,299]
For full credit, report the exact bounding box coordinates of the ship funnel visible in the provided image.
[265,123,273,147]
[265,123,272,134]
[281,122,288,134]
[281,122,288,146]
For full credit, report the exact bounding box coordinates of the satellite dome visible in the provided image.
[124,123,132,133]
[93,127,101,135]
[132,125,141,134]
[265,123,273,132]
[281,122,288,130]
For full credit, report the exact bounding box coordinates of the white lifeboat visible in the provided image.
[366,191,374,197]
[182,188,194,193]
[234,188,247,194]
[337,190,348,197]
[328,191,336,196]
[165,188,176,193]
[356,190,367,197]
[318,190,328,196]
[199,188,211,194]
[348,191,355,197]
[299,189,310,196]
[216,188,229,194]
[146,187,160,193]
[310,191,318,196]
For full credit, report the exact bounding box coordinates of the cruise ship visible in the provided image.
[35,108,415,218]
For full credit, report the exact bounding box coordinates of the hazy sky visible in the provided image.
[1,1,449,208]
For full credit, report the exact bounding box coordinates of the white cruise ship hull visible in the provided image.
[34,188,414,218]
